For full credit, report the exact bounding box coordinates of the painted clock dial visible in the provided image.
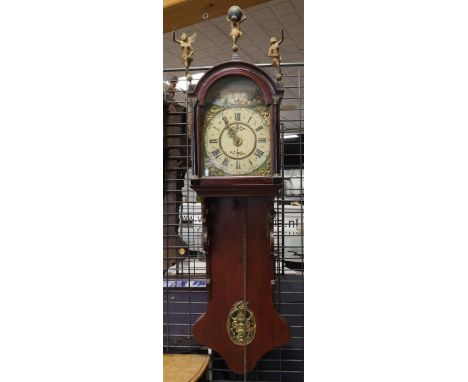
[202,76,271,177]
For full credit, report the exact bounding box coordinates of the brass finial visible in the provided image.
[172,27,197,83]
[268,29,284,81]
[226,5,246,54]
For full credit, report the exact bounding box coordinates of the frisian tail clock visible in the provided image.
[188,26,290,374]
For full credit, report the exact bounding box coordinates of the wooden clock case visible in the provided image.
[188,60,289,374]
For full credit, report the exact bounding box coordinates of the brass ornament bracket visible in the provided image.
[271,95,281,105]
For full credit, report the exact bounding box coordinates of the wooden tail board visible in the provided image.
[193,197,289,374]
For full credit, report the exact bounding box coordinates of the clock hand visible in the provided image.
[223,115,242,146]
[222,115,235,137]
[231,129,242,147]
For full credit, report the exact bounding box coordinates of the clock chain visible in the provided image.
[242,198,247,380]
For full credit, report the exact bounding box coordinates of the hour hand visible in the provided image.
[223,114,242,146]
[222,115,235,136]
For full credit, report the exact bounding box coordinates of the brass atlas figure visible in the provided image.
[226,6,247,52]
[268,29,284,81]
[172,27,197,82]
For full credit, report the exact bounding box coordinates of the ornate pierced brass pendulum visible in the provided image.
[227,301,256,346]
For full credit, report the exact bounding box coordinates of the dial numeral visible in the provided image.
[211,148,221,159]
[254,149,264,158]
[235,113,241,121]
[255,126,264,131]
[258,138,267,143]
[236,161,241,170]
[222,157,230,167]
[209,139,218,144]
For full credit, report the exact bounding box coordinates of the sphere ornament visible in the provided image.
[227,5,243,21]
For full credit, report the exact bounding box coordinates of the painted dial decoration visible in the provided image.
[204,107,269,175]
[202,76,271,176]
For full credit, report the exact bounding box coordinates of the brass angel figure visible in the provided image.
[268,29,284,81]
[226,8,246,52]
[172,28,197,82]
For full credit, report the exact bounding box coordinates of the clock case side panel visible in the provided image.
[189,61,283,195]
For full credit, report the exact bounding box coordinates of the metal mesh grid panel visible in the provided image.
[163,63,303,381]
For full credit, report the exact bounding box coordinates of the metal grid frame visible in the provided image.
[163,63,304,381]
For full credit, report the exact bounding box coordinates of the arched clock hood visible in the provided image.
[189,60,281,107]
